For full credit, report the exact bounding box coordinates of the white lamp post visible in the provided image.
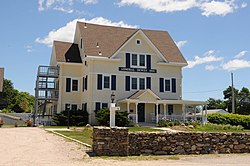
[110,92,120,127]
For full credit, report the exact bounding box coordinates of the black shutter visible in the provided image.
[172,78,176,93]
[125,76,130,91]
[126,53,130,68]
[84,103,87,112]
[146,77,151,89]
[159,78,164,92]
[82,77,85,92]
[66,78,71,92]
[95,102,101,111]
[146,55,151,71]
[111,75,116,90]
[85,75,88,90]
[97,74,102,90]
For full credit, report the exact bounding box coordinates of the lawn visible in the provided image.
[56,127,93,145]
[51,126,162,145]
[187,123,250,132]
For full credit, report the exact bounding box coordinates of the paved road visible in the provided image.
[1,127,250,166]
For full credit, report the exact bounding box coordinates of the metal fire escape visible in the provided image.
[34,66,60,125]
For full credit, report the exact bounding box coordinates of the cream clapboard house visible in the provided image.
[48,22,206,125]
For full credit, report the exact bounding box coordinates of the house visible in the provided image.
[38,22,207,125]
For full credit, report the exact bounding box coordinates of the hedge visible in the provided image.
[207,113,250,129]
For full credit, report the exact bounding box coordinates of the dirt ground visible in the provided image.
[1,127,250,166]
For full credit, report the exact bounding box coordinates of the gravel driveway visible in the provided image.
[1,127,250,166]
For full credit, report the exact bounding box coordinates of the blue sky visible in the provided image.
[0,0,249,101]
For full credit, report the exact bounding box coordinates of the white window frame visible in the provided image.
[164,78,171,92]
[131,77,146,90]
[72,79,79,92]
[131,77,138,90]
[103,75,111,89]
[136,39,141,45]
[130,53,147,68]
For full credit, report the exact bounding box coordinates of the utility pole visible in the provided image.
[231,72,235,114]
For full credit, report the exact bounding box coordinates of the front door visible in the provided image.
[138,103,145,122]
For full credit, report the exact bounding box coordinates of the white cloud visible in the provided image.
[205,65,218,71]
[118,0,199,12]
[234,50,248,59]
[26,45,34,53]
[186,50,224,68]
[38,0,98,13]
[53,6,74,13]
[35,17,138,47]
[241,2,247,8]
[83,0,98,4]
[118,0,243,16]
[222,59,250,71]
[201,0,237,17]
[175,40,187,48]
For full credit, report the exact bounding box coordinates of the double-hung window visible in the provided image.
[132,54,137,66]
[139,78,145,90]
[139,54,145,67]
[103,76,110,89]
[165,79,171,92]
[72,80,78,91]
[131,78,137,90]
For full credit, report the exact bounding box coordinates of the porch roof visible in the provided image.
[118,89,206,106]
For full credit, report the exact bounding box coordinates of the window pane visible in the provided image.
[71,104,77,111]
[72,80,78,91]
[132,54,137,66]
[139,54,145,66]
[168,105,173,115]
[165,79,170,91]
[102,103,108,109]
[132,78,137,90]
[139,78,145,90]
[104,76,110,88]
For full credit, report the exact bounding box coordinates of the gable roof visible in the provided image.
[77,22,187,64]
[53,41,82,63]
[128,89,160,100]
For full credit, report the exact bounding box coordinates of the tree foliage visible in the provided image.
[1,79,34,113]
[208,86,250,115]
[95,108,131,127]
[52,109,89,126]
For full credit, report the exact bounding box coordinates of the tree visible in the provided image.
[223,86,239,113]
[237,87,250,115]
[1,79,34,113]
[207,98,226,110]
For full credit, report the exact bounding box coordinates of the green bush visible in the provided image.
[95,108,131,127]
[208,113,250,129]
[194,123,244,132]
[52,109,89,126]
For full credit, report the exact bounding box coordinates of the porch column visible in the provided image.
[182,104,186,122]
[127,102,130,119]
[205,105,208,124]
[201,105,204,125]
[156,103,159,124]
[163,104,167,119]
[135,102,138,124]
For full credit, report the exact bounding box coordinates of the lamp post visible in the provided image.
[111,92,115,103]
[67,104,70,129]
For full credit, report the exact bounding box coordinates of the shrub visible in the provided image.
[95,108,131,127]
[208,113,250,129]
[53,109,89,126]
[194,123,244,131]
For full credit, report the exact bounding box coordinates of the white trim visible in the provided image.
[136,39,141,45]
[111,30,168,62]
[157,62,188,67]
[84,56,121,62]
[57,62,83,66]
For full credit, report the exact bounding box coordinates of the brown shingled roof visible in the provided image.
[54,41,82,63]
[77,22,187,64]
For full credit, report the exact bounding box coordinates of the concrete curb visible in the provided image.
[46,129,92,149]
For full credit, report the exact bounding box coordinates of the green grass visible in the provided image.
[128,127,163,132]
[56,128,93,145]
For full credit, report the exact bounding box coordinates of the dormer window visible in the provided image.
[136,39,141,45]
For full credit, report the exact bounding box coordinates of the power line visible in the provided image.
[183,88,225,94]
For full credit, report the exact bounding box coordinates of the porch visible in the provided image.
[118,89,207,125]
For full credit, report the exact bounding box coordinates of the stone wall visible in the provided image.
[92,127,129,156]
[92,127,250,156]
